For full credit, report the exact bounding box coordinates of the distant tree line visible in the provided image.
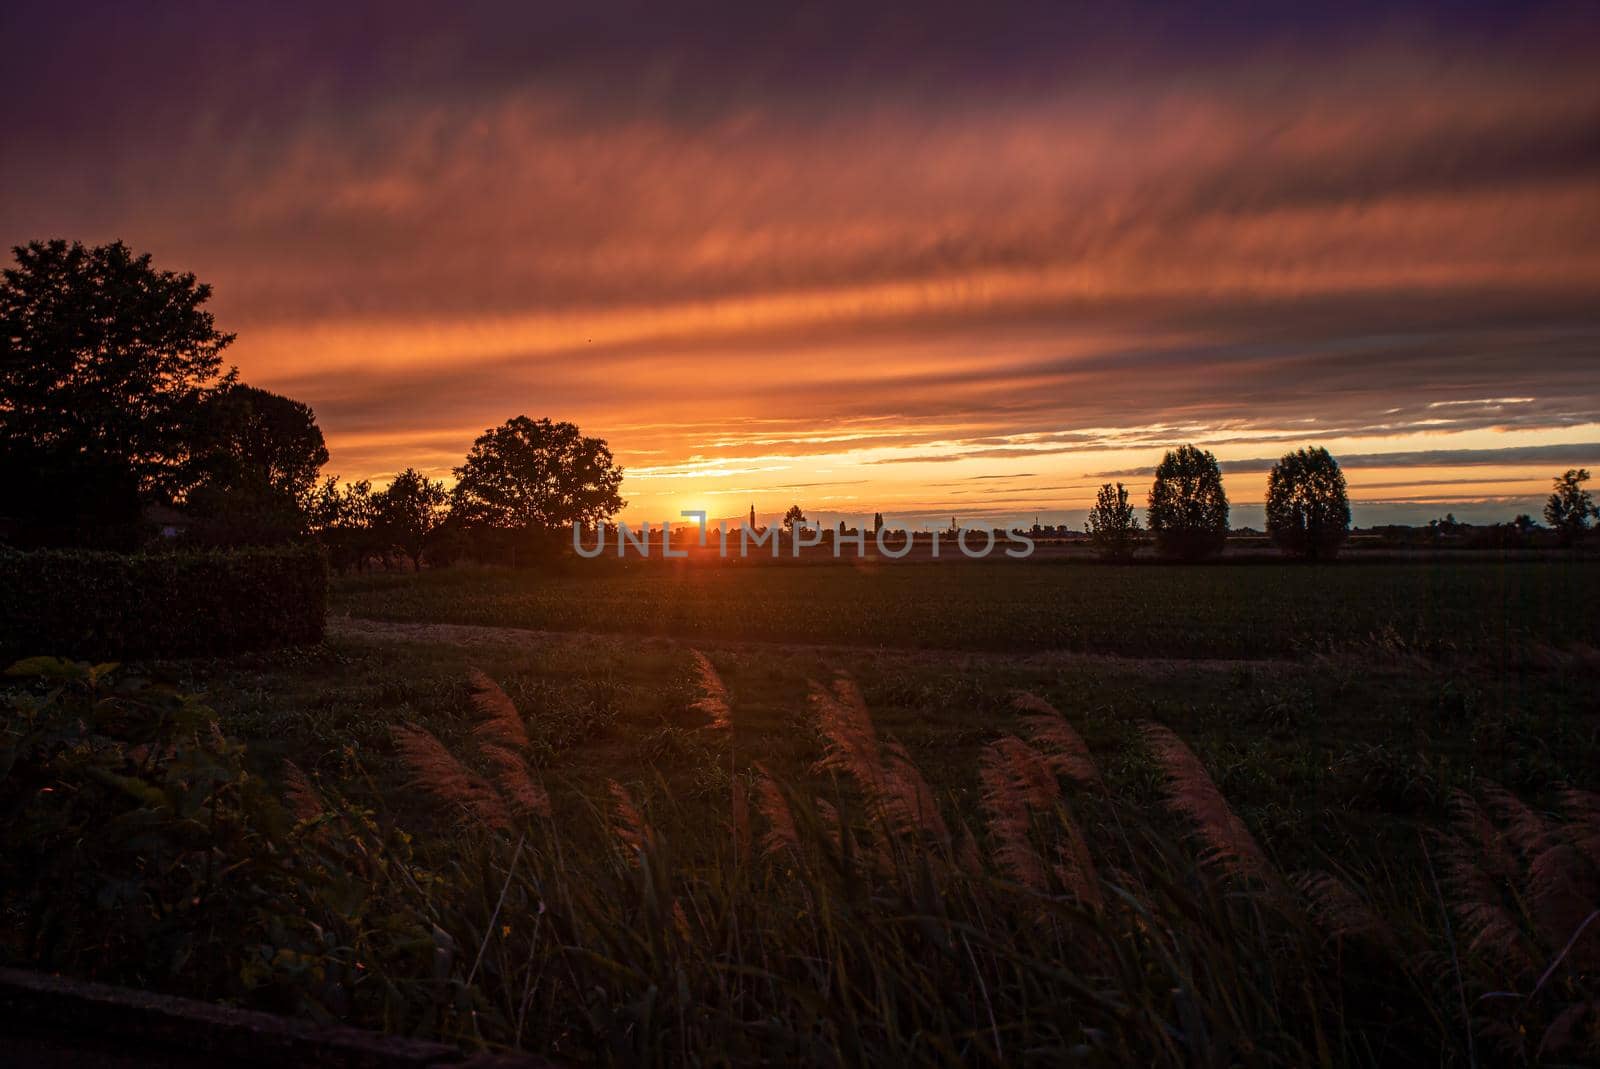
[0,240,624,570]
[1086,447,1593,562]
[306,417,625,572]
[1085,444,1345,562]
[4,240,1592,571]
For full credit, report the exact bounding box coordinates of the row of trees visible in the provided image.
[0,240,625,567]
[1085,444,1595,561]
[1084,444,1253,562]
[5,239,1591,568]
[307,417,625,572]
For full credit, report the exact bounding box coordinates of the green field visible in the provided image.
[9,557,1600,1064]
[333,558,1600,658]
[201,603,1600,861]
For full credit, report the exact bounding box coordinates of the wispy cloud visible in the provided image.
[1094,444,1600,479]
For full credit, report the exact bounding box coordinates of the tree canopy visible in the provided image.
[183,384,329,544]
[376,468,450,569]
[1146,445,1229,560]
[188,385,328,503]
[308,478,381,571]
[1265,447,1351,560]
[451,417,625,532]
[0,240,235,545]
[0,240,234,493]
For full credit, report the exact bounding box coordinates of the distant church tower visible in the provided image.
[749,503,756,529]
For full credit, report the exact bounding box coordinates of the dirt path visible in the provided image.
[328,614,1289,672]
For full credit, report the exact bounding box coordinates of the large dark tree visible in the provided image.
[0,240,233,545]
[1265,447,1351,560]
[183,384,329,544]
[451,417,625,547]
[375,467,449,570]
[0,240,233,488]
[1146,445,1230,560]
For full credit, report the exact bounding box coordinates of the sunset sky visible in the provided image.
[3,2,1598,527]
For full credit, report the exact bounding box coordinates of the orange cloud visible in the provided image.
[3,12,1598,525]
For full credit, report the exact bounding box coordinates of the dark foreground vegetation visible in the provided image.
[5,556,1598,1064]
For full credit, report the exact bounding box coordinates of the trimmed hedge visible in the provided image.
[0,544,327,660]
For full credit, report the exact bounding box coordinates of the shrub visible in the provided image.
[1266,446,1351,559]
[0,659,443,1022]
[1146,444,1230,560]
[0,544,326,659]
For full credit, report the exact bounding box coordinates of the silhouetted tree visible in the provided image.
[1085,482,1140,561]
[1146,445,1229,560]
[0,240,233,545]
[782,505,806,533]
[1544,469,1595,545]
[451,417,624,563]
[1265,447,1351,560]
[183,384,329,544]
[376,468,449,570]
[309,478,381,572]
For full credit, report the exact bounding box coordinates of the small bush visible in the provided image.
[0,544,326,659]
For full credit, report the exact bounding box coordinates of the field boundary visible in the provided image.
[329,613,1300,669]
